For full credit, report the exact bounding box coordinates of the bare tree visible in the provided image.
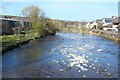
[21,5,44,37]
[21,5,43,23]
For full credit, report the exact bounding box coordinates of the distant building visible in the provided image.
[86,19,103,29]
[112,16,117,19]
[102,17,119,31]
[1,19,22,35]
[1,15,32,35]
[96,19,103,23]
[86,16,120,31]
[0,15,20,20]
[65,21,81,28]
[112,18,120,31]
[86,22,93,28]
[102,18,113,27]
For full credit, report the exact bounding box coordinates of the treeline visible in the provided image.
[20,5,65,37]
[1,5,66,53]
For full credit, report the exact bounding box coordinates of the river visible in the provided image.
[2,33,119,78]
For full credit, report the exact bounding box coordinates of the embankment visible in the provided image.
[1,33,55,54]
[89,29,120,43]
[59,28,120,43]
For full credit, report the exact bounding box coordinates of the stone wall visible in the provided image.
[1,20,14,35]
[91,29,119,38]
[1,20,23,35]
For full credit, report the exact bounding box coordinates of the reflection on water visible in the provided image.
[2,33,119,78]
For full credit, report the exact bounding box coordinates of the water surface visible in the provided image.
[2,33,119,78]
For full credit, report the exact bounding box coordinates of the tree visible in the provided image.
[21,5,59,37]
[21,5,44,37]
[21,5,42,22]
[44,19,58,34]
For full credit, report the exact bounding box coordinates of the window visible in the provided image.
[105,20,112,23]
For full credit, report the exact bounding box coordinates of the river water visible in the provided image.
[2,33,119,78]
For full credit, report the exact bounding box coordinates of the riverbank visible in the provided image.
[1,34,37,54]
[89,30,120,43]
[1,33,56,54]
[80,30,119,43]
[60,28,120,43]
[2,28,119,54]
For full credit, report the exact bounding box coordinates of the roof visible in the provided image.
[102,18,113,21]
[0,15,19,19]
[103,18,113,20]
[0,15,18,17]
[112,18,120,23]
[96,19,102,23]
[103,24,112,27]
[0,18,21,21]
[90,21,93,24]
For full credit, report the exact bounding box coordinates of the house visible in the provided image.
[1,18,22,35]
[112,16,117,19]
[77,22,82,28]
[85,16,119,31]
[92,21,99,29]
[102,24,113,31]
[96,19,103,23]
[86,22,94,29]
[86,22,91,28]
[86,19,102,29]
[102,18,113,26]
[112,18,120,31]
[0,15,19,20]
[102,17,119,31]
[0,15,32,35]
[1,18,32,35]
[102,18,113,31]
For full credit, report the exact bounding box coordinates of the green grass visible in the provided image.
[1,33,40,53]
[89,31,120,43]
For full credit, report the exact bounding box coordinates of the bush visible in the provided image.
[33,22,44,37]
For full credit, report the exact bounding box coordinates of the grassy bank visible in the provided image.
[89,31,120,43]
[2,28,119,54]
[79,29,120,43]
[1,33,44,53]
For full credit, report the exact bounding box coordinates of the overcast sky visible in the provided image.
[2,0,119,21]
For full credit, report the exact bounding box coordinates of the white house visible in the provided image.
[102,18,113,27]
[86,19,102,29]
[112,18,120,31]
[86,22,94,29]
[102,17,119,31]
[86,16,119,31]
[86,22,91,28]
